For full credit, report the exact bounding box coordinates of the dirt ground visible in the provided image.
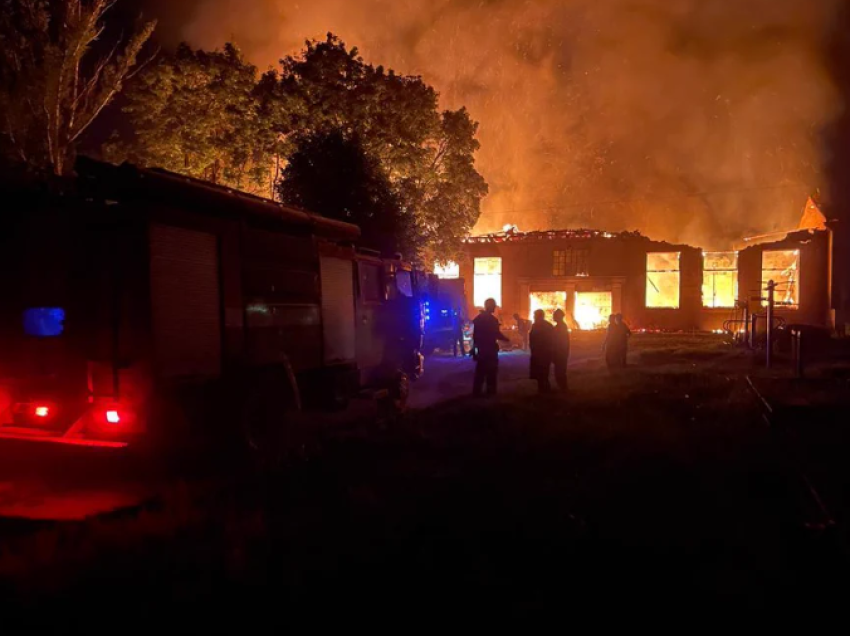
[2,333,849,623]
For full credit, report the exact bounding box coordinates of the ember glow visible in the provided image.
[574,292,613,331]
[156,0,842,248]
[529,291,566,322]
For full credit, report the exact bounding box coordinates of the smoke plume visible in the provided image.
[158,0,840,248]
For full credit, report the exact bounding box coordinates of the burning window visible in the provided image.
[473,257,502,307]
[762,250,799,307]
[574,292,612,330]
[434,261,459,279]
[646,252,680,308]
[702,252,737,308]
[552,248,589,277]
[529,291,566,321]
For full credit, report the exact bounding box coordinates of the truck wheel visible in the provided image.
[240,364,302,467]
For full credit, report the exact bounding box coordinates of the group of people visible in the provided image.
[470,299,571,396]
[470,299,632,397]
[528,308,571,393]
[603,313,631,369]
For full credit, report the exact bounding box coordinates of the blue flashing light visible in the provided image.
[23,307,66,337]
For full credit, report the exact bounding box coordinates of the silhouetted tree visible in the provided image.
[0,0,155,175]
[278,129,418,257]
[116,33,487,258]
[275,34,488,259]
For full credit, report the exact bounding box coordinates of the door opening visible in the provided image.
[574,291,612,330]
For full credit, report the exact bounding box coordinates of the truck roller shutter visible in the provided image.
[150,224,222,378]
[320,256,356,364]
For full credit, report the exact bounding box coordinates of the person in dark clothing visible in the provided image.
[603,313,630,369]
[615,313,631,367]
[529,309,555,393]
[451,309,465,357]
[552,308,571,392]
[472,298,509,395]
[513,313,531,350]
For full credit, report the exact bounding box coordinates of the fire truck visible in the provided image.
[0,159,425,453]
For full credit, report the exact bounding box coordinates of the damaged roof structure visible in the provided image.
[453,199,838,332]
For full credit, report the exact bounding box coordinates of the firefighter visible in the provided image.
[513,313,531,350]
[552,308,571,392]
[529,309,555,393]
[472,298,509,396]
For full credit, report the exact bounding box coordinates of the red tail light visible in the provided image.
[105,410,121,424]
[34,405,50,418]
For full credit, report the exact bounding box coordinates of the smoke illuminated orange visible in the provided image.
[169,0,840,247]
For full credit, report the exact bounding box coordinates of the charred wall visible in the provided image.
[461,234,702,329]
[738,230,831,328]
[461,228,832,331]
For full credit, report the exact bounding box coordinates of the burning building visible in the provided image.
[448,202,835,332]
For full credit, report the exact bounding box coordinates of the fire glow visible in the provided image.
[574,292,612,330]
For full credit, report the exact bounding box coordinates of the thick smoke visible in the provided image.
[163,0,839,248]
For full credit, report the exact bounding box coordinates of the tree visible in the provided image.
[278,129,418,257]
[416,108,490,259]
[276,34,487,259]
[108,42,292,196]
[0,0,155,175]
[110,33,488,258]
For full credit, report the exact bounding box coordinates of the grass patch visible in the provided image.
[1,335,847,618]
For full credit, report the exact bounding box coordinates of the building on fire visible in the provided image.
[445,198,838,332]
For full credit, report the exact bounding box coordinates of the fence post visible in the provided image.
[792,328,804,378]
[766,280,776,369]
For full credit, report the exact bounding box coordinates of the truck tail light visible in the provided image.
[105,410,121,424]
[34,405,50,418]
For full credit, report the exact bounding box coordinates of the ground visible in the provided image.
[1,333,849,622]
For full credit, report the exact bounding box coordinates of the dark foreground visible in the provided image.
[2,334,850,623]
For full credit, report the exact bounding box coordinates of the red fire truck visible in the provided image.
[0,159,424,453]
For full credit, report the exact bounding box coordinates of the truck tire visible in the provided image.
[240,362,302,467]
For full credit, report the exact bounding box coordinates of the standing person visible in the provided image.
[603,314,622,369]
[513,313,530,351]
[615,313,631,367]
[529,309,555,393]
[472,298,509,396]
[451,308,465,357]
[552,308,571,392]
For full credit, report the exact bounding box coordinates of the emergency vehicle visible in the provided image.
[0,159,425,452]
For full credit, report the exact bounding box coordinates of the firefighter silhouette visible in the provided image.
[471,298,509,395]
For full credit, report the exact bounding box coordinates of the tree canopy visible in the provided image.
[106,42,293,198]
[0,0,155,175]
[279,129,417,257]
[115,33,487,259]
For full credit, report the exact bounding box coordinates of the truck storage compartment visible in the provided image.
[320,256,356,365]
[149,223,222,379]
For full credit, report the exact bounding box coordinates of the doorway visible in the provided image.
[574,291,612,330]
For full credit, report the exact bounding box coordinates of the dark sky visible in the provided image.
[124,0,842,247]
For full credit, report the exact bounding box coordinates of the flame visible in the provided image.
[574,292,612,330]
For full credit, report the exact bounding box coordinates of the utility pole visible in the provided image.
[765,279,776,369]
